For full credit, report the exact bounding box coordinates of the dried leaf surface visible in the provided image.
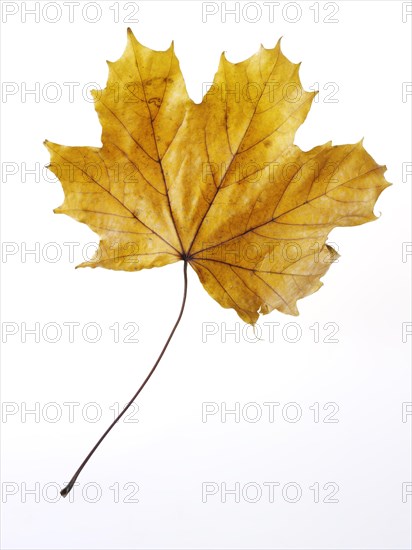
[46,29,390,323]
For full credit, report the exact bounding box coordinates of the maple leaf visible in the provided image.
[45,30,389,325]
[45,29,389,324]
[44,29,390,495]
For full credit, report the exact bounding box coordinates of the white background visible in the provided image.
[1,1,411,549]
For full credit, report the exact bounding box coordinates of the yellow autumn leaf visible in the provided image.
[45,28,390,324]
[47,29,391,498]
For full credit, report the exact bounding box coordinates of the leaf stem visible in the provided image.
[60,260,189,498]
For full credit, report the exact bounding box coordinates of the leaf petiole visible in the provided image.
[60,260,188,498]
